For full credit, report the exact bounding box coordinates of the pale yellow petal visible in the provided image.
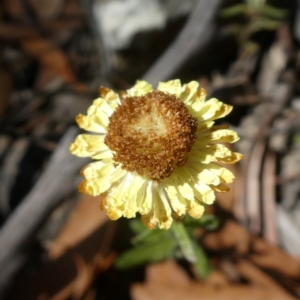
[197,128,240,144]
[164,184,186,216]
[126,80,153,96]
[91,150,113,159]
[193,98,232,122]
[186,199,205,218]
[123,175,147,218]
[180,81,199,104]
[186,160,221,186]
[166,171,195,201]
[78,160,119,197]
[211,183,230,193]
[202,144,243,164]
[75,97,117,133]
[99,86,121,104]
[203,163,235,184]
[87,98,114,128]
[141,210,157,230]
[105,176,130,219]
[196,120,215,132]
[141,187,173,230]
[139,182,154,215]
[188,88,207,111]
[70,134,108,158]
[109,165,127,183]
[75,114,106,133]
[157,79,182,98]
[155,189,173,229]
[189,147,215,164]
[78,177,111,196]
[193,181,216,205]
[81,159,113,180]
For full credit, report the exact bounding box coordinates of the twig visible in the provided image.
[238,82,294,232]
[80,0,113,83]
[246,140,266,234]
[142,0,223,85]
[0,127,88,295]
[262,150,278,245]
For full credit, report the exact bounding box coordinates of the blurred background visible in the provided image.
[0,0,300,299]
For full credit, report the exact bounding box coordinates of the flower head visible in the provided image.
[70,80,243,229]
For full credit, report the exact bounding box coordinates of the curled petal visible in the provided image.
[126,80,153,97]
[206,163,235,184]
[193,181,216,204]
[79,161,126,197]
[202,144,243,164]
[141,187,172,230]
[75,114,106,134]
[164,185,187,217]
[211,183,230,193]
[180,81,199,104]
[99,86,120,102]
[75,98,118,133]
[194,98,233,122]
[78,177,111,196]
[69,134,108,158]
[186,199,205,219]
[198,128,240,144]
[158,79,182,98]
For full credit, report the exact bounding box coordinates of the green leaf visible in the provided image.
[220,4,247,18]
[246,18,281,36]
[115,236,177,269]
[262,5,288,20]
[172,221,197,263]
[183,215,220,230]
[130,219,147,235]
[243,41,260,54]
[134,229,172,245]
[192,242,212,279]
[246,0,266,11]
[293,133,300,145]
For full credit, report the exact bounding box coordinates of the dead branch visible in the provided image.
[0,126,88,295]
[142,0,223,85]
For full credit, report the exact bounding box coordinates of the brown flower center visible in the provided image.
[105,90,198,182]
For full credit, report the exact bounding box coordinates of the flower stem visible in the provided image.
[171,221,197,263]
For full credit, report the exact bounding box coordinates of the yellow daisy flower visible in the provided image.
[70,80,243,230]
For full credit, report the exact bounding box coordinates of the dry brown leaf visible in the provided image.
[21,38,76,85]
[131,260,296,300]
[29,0,64,20]
[61,0,84,17]
[0,68,13,116]
[0,23,38,40]
[203,220,300,279]
[144,260,191,287]
[7,194,113,300]
[250,237,300,279]
[48,194,108,259]
[51,252,116,300]
[3,0,25,22]
[203,220,251,255]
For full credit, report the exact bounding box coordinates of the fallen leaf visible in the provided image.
[6,194,113,300]
[21,38,76,85]
[203,220,300,279]
[131,260,296,300]
[0,68,13,116]
[48,194,108,259]
[29,0,64,20]
[0,23,38,40]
